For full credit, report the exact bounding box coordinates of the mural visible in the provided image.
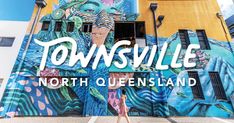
[0,0,234,118]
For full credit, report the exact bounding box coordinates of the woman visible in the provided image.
[117,89,131,123]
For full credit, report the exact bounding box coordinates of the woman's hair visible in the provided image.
[122,89,126,95]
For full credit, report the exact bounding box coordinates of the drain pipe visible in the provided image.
[0,0,47,102]
[0,1,47,116]
[150,3,168,117]
[15,0,47,77]
[150,3,159,47]
[216,12,234,56]
[150,3,158,117]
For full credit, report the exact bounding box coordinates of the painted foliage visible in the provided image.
[0,0,234,118]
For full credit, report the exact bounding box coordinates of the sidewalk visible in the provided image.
[0,116,234,123]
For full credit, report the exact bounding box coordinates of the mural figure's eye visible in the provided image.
[79,1,101,14]
[107,7,121,16]
[85,9,95,13]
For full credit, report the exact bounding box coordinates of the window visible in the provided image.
[0,37,15,47]
[179,30,190,49]
[231,32,234,38]
[196,30,210,50]
[115,22,135,40]
[114,21,146,47]
[82,23,92,33]
[67,22,75,32]
[115,22,135,47]
[229,24,234,38]
[229,24,234,30]
[41,21,50,31]
[54,22,62,32]
[135,22,146,47]
[188,71,205,100]
[209,72,227,100]
[135,22,146,38]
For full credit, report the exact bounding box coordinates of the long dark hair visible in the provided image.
[122,89,126,95]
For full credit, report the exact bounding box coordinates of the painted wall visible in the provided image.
[138,0,232,41]
[0,21,33,102]
[0,0,234,118]
[28,0,233,42]
[0,0,35,102]
[26,0,58,34]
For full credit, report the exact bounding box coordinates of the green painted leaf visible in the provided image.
[77,69,88,74]
[176,92,188,98]
[215,104,234,115]
[89,87,106,102]
[52,9,65,20]
[60,87,72,101]
[151,86,159,93]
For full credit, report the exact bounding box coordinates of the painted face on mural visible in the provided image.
[71,0,123,46]
[91,11,114,46]
[91,25,110,46]
[78,0,123,17]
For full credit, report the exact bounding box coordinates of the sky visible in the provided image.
[0,0,35,21]
[217,0,234,19]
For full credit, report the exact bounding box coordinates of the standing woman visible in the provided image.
[117,89,131,123]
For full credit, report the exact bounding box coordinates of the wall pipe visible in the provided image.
[0,0,47,105]
[216,13,234,56]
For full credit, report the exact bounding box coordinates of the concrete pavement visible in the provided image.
[0,116,234,123]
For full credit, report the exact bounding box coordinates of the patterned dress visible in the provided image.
[119,95,128,116]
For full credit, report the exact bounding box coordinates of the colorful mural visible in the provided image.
[0,0,234,118]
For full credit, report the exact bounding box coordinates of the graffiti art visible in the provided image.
[0,0,234,118]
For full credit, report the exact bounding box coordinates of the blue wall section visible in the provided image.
[0,0,35,21]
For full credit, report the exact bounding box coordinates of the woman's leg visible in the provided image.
[117,115,121,123]
[125,113,131,123]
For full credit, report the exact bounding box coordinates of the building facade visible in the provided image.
[0,0,35,103]
[0,0,234,118]
[226,15,234,41]
[217,0,234,41]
